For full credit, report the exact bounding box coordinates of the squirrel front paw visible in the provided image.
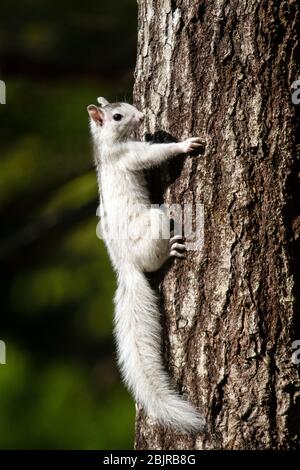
[180,137,205,154]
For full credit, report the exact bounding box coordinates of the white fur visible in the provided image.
[88,98,205,433]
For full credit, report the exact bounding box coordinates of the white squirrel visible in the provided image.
[87,97,206,433]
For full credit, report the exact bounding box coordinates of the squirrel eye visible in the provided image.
[113,113,123,121]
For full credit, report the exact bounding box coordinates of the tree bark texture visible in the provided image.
[133,0,300,450]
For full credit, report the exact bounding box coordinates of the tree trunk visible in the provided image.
[133,0,300,450]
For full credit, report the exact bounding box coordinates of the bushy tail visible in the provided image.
[114,264,205,434]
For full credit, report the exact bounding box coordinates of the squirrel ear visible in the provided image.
[87,105,104,125]
[97,97,109,107]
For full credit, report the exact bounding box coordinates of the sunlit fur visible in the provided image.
[88,98,206,433]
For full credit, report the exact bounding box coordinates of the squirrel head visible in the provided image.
[87,97,144,142]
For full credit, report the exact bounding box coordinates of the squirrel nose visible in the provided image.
[139,113,145,122]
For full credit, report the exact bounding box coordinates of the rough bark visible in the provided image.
[133,0,300,450]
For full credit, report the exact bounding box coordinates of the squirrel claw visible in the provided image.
[169,250,186,259]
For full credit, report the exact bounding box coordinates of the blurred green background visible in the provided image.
[0,0,137,449]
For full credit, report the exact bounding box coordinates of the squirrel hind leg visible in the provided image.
[169,237,187,259]
[139,237,169,272]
